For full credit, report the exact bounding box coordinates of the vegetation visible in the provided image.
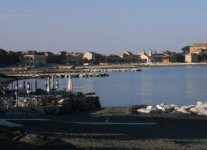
[198,53,207,62]
[181,46,190,54]
[170,53,185,62]
[46,55,65,64]
[0,49,20,67]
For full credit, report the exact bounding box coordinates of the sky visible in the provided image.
[0,0,207,54]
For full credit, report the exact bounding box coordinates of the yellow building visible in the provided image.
[185,54,198,63]
[189,43,207,54]
[185,43,207,63]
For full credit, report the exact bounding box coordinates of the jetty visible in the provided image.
[136,101,207,116]
[7,72,109,78]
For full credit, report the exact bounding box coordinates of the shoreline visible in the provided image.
[76,62,207,69]
[1,62,206,81]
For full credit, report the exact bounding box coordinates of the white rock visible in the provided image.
[196,101,207,108]
[182,105,195,111]
[137,108,151,114]
[170,104,179,110]
[198,109,207,116]
[156,104,174,113]
[192,104,207,116]
[57,99,65,105]
[146,106,153,110]
[163,106,174,113]
[156,105,163,110]
[197,101,203,106]
[189,107,198,114]
[175,107,191,114]
[137,106,161,114]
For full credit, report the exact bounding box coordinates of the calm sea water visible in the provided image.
[10,65,207,107]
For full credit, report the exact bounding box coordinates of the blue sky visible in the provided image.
[0,0,207,54]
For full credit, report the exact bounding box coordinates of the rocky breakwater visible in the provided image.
[57,92,101,113]
[136,101,207,116]
[0,92,101,115]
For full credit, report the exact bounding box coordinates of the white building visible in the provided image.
[138,51,163,63]
[119,51,134,59]
[83,51,98,61]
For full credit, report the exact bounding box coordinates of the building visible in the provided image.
[185,54,198,63]
[22,54,46,67]
[83,51,98,61]
[148,51,163,63]
[184,43,207,63]
[119,51,134,59]
[44,51,54,57]
[138,51,163,63]
[139,52,150,63]
[119,51,140,62]
[189,43,207,54]
[162,51,171,64]
[65,52,83,65]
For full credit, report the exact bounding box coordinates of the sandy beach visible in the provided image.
[1,107,207,150]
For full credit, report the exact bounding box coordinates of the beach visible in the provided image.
[1,107,207,150]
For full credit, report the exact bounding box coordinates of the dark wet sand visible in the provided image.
[1,107,207,149]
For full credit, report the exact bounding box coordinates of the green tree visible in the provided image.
[181,46,190,54]
[170,53,184,62]
[0,49,20,67]
[46,55,64,64]
[198,53,207,62]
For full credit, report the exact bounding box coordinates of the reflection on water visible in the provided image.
[9,65,207,107]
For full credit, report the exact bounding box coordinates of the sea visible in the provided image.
[9,65,207,107]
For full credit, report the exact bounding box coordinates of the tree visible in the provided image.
[46,55,64,64]
[170,53,184,62]
[181,46,190,54]
[198,53,207,62]
[0,49,20,67]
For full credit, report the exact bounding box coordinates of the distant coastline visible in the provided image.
[74,62,207,70]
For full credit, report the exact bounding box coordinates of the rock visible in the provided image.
[137,106,161,114]
[196,101,207,108]
[146,105,153,110]
[182,105,195,111]
[197,108,207,116]
[150,108,162,114]
[156,104,163,110]
[32,106,45,114]
[18,134,78,149]
[130,105,147,114]
[44,105,60,114]
[190,103,207,116]
[137,108,151,114]
[189,107,202,115]
[196,101,207,107]
[156,104,174,113]
[175,107,191,114]
[85,95,101,110]
[78,100,90,111]
[57,99,65,105]
[58,98,73,112]
[0,99,8,113]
